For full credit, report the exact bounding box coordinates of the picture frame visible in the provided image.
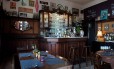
[112,24,114,28]
[100,9,108,20]
[12,11,18,16]
[21,0,26,6]
[19,12,27,18]
[64,6,68,11]
[42,5,49,10]
[104,24,109,31]
[72,8,79,15]
[10,2,16,9]
[50,2,56,10]
[29,0,34,7]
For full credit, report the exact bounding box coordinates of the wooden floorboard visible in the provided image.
[0,56,14,69]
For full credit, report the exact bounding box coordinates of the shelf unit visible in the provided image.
[39,10,72,36]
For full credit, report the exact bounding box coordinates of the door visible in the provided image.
[87,19,96,46]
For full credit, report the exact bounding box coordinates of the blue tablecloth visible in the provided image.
[19,52,34,58]
[20,59,43,69]
[19,51,65,69]
[40,51,65,65]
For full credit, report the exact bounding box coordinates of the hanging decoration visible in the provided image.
[35,0,39,12]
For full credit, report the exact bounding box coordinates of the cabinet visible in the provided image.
[39,10,72,36]
[92,41,114,53]
[96,19,114,42]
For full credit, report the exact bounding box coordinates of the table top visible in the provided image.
[96,50,114,69]
[18,51,70,69]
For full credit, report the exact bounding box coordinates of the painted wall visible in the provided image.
[3,0,81,18]
[81,0,107,10]
[79,0,107,20]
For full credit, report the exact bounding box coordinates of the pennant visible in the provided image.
[35,0,39,12]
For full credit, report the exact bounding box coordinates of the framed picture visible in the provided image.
[72,8,79,15]
[0,0,2,6]
[42,5,49,10]
[19,12,27,18]
[21,0,27,6]
[10,2,16,9]
[112,24,114,28]
[13,0,20,1]
[12,11,18,16]
[50,2,56,10]
[29,0,34,7]
[64,6,68,11]
[100,9,108,20]
[104,24,109,31]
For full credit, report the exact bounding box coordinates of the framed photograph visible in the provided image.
[29,0,34,7]
[104,24,109,31]
[10,2,16,9]
[13,0,20,1]
[100,9,108,20]
[112,24,114,28]
[64,6,68,11]
[21,0,27,6]
[72,8,79,15]
[50,2,56,10]
[0,0,2,6]
[12,11,18,16]
[42,5,49,10]
[19,12,27,18]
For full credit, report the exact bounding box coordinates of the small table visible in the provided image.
[18,51,70,69]
[96,50,114,69]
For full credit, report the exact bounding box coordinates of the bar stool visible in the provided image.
[68,46,80,69]
[80,46,93,66]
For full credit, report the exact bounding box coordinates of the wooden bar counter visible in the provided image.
[39,37,88,59]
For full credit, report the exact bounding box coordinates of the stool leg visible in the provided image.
[85,47,88,66]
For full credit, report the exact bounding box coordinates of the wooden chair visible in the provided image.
[56,65,72,69]
[94,54,102,69]
[94,54,112,69]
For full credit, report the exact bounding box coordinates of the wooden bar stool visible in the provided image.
[80,46,93,66]
[68,46,80,69]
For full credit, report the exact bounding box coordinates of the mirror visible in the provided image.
[14,21,30,31]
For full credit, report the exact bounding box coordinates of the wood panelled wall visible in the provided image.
[1,16,40,56]
[2,16,39,34]
[40,38,87,59]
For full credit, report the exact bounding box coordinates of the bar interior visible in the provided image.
[0,0,114,69]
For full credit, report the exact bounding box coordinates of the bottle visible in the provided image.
[37,50,40,60]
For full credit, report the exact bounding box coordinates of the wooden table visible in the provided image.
[18,51,71,69]
[96,50,114,69]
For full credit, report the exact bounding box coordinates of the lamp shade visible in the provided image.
[97,30,102,37]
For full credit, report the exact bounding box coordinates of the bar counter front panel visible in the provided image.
[39,37,88,59]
